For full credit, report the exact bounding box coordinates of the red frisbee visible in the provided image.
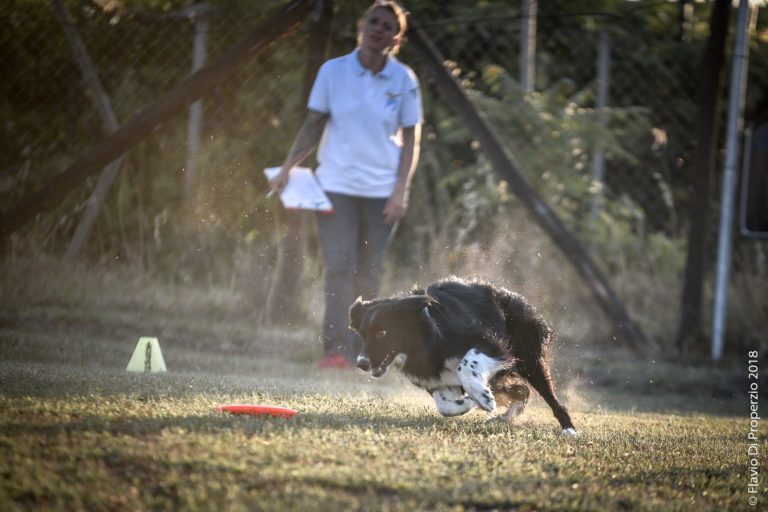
[216,404,297,418]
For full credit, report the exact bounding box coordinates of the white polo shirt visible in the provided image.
[308,49,422,198]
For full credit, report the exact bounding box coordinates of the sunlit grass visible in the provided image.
[0,383,759,512]
[0,259,761,511]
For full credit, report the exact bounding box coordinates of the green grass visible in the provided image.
[0,300,763,511]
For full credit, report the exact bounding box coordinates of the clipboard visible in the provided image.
[264,167,334,213]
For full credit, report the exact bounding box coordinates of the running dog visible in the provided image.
[349,277,577,435]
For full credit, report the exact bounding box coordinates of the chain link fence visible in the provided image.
[2,1,765,343]
[2,0,309,289]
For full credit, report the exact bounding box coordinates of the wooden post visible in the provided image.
[0,0,316,240]
[406,17,653,350]
[264,0,334,324]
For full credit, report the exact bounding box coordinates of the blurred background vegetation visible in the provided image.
[1,0,766,355]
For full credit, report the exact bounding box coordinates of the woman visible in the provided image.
[270,0,422,367]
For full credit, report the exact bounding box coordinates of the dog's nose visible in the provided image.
[356,355,371,372]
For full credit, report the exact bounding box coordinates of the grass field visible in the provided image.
[0,297,763,511]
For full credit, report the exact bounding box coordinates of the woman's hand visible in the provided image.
[268,168,290,196]
[383,185,409,224]
[271,110,329,196]
[384,124,420,224]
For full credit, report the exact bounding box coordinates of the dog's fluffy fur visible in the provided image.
[349,277,576,435]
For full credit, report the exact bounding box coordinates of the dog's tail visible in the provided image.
[495,289,554,353]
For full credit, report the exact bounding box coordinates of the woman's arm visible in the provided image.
[269,109,329,194]
[383,123,422,224]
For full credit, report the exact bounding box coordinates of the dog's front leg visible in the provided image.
[432,387,477,417]
[457,349,505,413]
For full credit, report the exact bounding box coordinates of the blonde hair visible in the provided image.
[357,1,409,56]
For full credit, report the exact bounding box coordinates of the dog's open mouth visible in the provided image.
[370,352,407,378]
[372,351,396,378]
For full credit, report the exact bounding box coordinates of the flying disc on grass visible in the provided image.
[216,404,297,418]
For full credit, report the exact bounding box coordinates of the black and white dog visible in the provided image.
[349,278,577,435]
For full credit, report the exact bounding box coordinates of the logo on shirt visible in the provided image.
[385,91,401,110]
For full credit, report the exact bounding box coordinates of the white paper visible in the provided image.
[263,167,333,212]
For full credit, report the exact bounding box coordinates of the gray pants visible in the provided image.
[316,192,394,359]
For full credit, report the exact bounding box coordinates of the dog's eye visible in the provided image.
[375,329,387,338]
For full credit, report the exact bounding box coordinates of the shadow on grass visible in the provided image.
[0,408,493,440]
[0,354,746,420]
[0,302,750,419]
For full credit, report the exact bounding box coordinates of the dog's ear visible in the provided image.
[349,296,368,331]
[400,295,439,334]
[399,294,434,313]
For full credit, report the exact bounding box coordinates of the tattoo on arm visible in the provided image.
[282,110,328,172]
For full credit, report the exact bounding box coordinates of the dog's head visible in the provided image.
[349,294,435,378]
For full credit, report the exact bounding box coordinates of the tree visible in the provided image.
[676,0,731,353]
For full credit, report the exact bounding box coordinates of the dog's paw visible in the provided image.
[457,353,499,413]
[466,386,496,413]
[504,401,526,420]
[561,428,578,437]
[433,388,477,417]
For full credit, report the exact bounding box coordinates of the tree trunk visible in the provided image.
[52,0,126,261]
[676,0,731,354]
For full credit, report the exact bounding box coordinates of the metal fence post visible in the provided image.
[712,0,756,360]
[591,31,611,222]
[185,6,209,194]
[519,0,536,93]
